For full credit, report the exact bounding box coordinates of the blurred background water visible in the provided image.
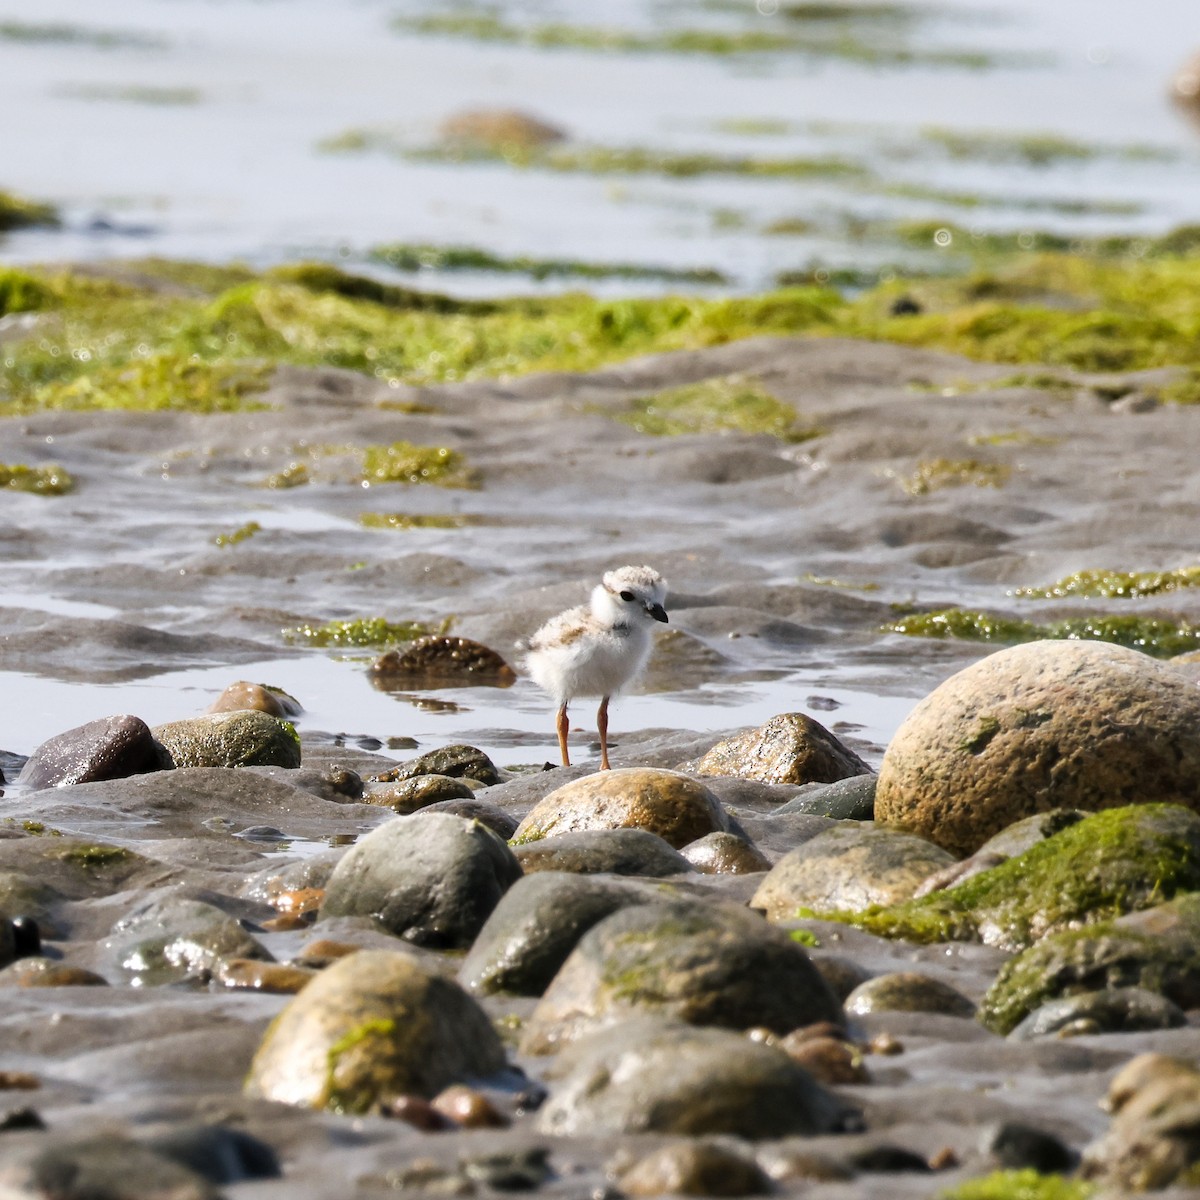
[1,0,1198,292]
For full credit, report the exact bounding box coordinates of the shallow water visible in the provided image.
[1,0,1198,289]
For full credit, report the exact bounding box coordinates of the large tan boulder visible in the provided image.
[875,640,1200,855]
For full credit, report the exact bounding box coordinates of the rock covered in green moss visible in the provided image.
[980,891,1200,1034]
[751,823,954,917]
[875,640,1200,855]
[244,949,507,1112]
[825,804,1200,952]
[152,710,301,769]
[512,768,728,849]
[1081,1052,1200,1190]
[686,713,873,786]
[534,1018,848,1140]
[17,714,163,789]
[519,899,842,1053]
[319,813,522,947]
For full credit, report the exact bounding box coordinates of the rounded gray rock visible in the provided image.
[152,710,301,770]
[513,827,695,877]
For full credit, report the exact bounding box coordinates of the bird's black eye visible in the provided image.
[619,590,635,602]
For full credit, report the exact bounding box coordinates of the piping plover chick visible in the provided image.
[525,565,668,770]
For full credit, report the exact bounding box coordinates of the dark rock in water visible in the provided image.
[751,824,954,916]
[811,954,874,1003]
[535,1018,850,1139]
[146,1123,282,1183]
[375,743,502,786]
[1081,1052,1200,1189]
[513,768,729,849]
[876,640,1200,855]
[684,713,873,786]
[9,914,40,959]
[319,812,522,947]
[415,797,520,840]
[521,899,842,1052]
[774,774,876,820]
[980,891,1200,1034]
[370,636,516,688]
[985,1120,1079,1173]
[844,971,976,1018]
[0,917,15,970]
[17,714,163,790]
[244,949,507,1111]
[1009,986,1188,1040]
[619,1138,773,1197]
[682,830,772,874]
[365,773,474,814]
[459,871,654,996]
[514,827,695,877]
[0,1135,222,1199]
[153,710,301,769]
[104,891,273,986]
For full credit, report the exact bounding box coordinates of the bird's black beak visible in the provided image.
[647,603,668,623]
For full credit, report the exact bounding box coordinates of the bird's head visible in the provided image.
[596,564,669,625]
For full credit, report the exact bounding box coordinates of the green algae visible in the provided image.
[56,844,134,870]
[263,462,310,489]
[1014,566,1200,600]
[359,512,475,531]
[282,617,440,649]
[0,191,59,233]
[324,1017,398,1114]
[615,375,822,441]
[938,1171,1094,1200]
[921,126,1176,167]
[361,441,475,488]
[897,457,1012,495]
[817,805,1200,953]
[0,462,74,495]
[59,84,202,106]
[371,242,727,286]
[268,262,494,316]
[885,608,1200,658]
[0,20,165,48]
[213,520,262,548]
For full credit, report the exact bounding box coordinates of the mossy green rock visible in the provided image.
[824,804,1200,952]
[751,824,954,916]
[152,710,301,769]
[876,640,1200,855]
[519,899,842,1053]
[686,713,873,786]
[980,891,1200,1034]
[512,768,729,849]
[244,949,507,1112]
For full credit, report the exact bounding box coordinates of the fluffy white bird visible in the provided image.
[524,565,668,770]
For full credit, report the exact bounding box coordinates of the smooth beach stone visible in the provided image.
[512,768,729,850]
[520,899,842,1053]
[777,1031,869,1085]
[773,774,877,820]
[980,891,1200,1034]
[370,636,516,686]
[458,871,654,996]
[16,714,162,789]
[682,831,772,875]
[364,774,474,814]
[216,958,317,994]
[685,713,873,786]
[206,680,299,718]
[415,798,520,840]
[0,1136,221,1200]
[104,893,273,986]
[751,824,955,917]
[1009,987,1187,1040]
[241,848,345,905]
[843,971,976,1018]
[145,1123,281,1184]
[152,710,301,769]
[513,827,695,877]
[319,813,522,948]
[985,1121,1078,1174]
[376,743,501,786]
[875,640,1200,855]
[619,1138,773,1197]
[0,957,108,987]
[1081,1053,1200,1190]
[535,1018,847,1139]
[244,949,507,1111]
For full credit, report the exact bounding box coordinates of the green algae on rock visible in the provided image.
[0,189,59,232]
[152,711,301,769]
[896,457,1012,495]
[813,805,1200,952]
[282,616,440,649]
[937,1170,1094,1200]
[358,512,474,531]
[361,441,474,488]
[212,520,261,548]
[1013,566,1200,600]
[0,463,74,496]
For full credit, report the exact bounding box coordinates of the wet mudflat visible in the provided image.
[4,323,1200,1197]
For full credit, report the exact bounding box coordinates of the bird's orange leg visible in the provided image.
[597,695,611,770]
[556,702,571,767]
